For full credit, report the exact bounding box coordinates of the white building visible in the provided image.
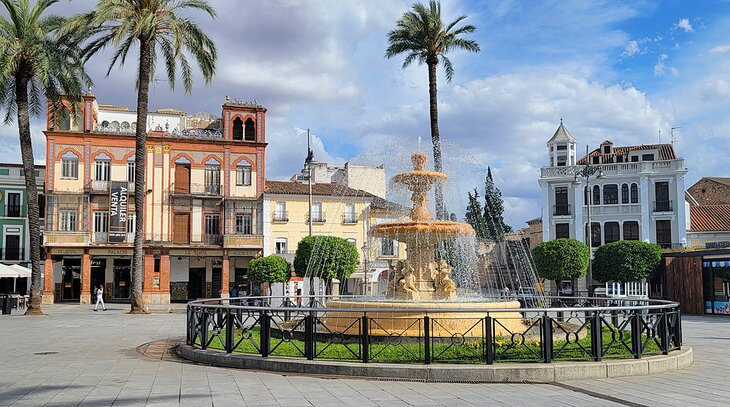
[538,122,688,291]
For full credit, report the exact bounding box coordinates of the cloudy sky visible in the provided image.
[2,0,729,228]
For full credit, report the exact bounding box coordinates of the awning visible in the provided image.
[8,264,31,278]
[349,269,389,283]
[0,263,20,278]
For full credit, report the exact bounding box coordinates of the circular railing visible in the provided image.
[186,295,682,365]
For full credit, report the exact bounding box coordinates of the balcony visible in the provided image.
[44,231,89,246]
[5,205,23,218]
[272,211,288,222]
[223,234,264,249]
[170,183,222,197]
[541,159,686,179]
[203,234,223,246]
[553,204,571,216]
[343,214,358,224]
[307,212,326,223]
[653,200,673,212]
[88,180,110,193]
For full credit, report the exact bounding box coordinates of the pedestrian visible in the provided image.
[94,285,106,311]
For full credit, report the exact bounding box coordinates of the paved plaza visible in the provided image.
[0,305,727,407]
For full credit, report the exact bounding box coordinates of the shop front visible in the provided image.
[89,249,133,302]
[168,249,258,302]
[703,259,730,315]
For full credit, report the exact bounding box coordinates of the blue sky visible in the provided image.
[1,0,728,228]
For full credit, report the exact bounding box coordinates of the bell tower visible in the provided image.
[546,120,577,167]
[221,96,267,143]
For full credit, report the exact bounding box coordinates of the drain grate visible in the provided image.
[34,351,59,355]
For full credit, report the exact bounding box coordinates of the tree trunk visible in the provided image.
[130,41,153,314]
[15,73,44,315]
[428,61,444,220]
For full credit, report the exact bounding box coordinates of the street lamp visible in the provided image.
[573,145,604,296]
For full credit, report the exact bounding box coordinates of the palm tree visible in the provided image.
[386,0,479,219]
[0,0,90,315]
[71,0,217,313]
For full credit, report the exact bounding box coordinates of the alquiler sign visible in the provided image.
[108,181,129,243]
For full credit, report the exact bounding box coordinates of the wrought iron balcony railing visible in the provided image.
[553,204,571,216]
[307,212,326,223]
[653,200,673,212]
[343,214,358,224]
[272,211,288,222]
[170,183,222,196]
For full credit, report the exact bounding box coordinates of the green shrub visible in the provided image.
[248,255,291,284]
[293,235,359,282]
[593,240,661,283]
[531,238,590,281]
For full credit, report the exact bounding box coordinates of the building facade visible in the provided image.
[538,122,688,290]
[42,94,267,304]
[0,164,45,295]
[687,177,730,206]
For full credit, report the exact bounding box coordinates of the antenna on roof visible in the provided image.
[670,126,681,145]
[658,128,661,144]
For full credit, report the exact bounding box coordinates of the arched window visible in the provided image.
[603,184,618,204]
[630,183,638,203]
[604,222,620,244]
[204,158,221,195]
[623,221,639,240]
[58,109,71,131]
[94,153,111,182]
[621,184,629,204]
[236,163,252,186]
[244,118,255,141]
[101,120,110,127]
[61,151,79,179]
[110,121,120,131]
[592,185,600,205]
[232,117,243,140]
[121,121,130,131]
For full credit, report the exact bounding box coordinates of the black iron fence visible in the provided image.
[186,295,682,365]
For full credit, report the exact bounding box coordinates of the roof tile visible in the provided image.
[690,205,730,232]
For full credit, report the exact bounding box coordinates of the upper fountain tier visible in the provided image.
[371,152,474,242]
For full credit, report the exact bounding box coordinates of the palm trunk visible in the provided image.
[428,61,444,220]
[130,41,152,313]
[15,73,43,315]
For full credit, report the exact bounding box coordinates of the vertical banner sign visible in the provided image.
[108,181,129,243]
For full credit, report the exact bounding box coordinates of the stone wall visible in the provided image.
[688,178,730,205]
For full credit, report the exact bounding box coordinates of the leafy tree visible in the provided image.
[532,239,590,281]
[0,0,90,315]
[70,0,217,312]
[386,0,479,219]
[593,241,662,283]
[248,256,291,284]
[294,235,359,284]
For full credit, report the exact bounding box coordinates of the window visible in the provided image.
[656,220,672,247]
[642,154,655,161]
[61,152,78,179]
[59,210,77,231]
[554,187,569,215]
[621,184,629,204]
[275,238,287,254]
[7,192,20,217]
[557,144,567,150]
[586,222,601,247]
[236,163,252,186]
[127,160,135,183]
[94,158,110,181]
[204,214,220,236]
[236,214,252,234]
[623,221,639,240]
[630,183,639,203]
[555,223,570,239]
[592,185,600,205]
[204,160,221,195]
[93,212,109,233]
[344,203,356,223]
[127,213,136,234]
[603,184,618,204]
[592,156,599,164]
[232,117,243,140]
[603,145,611,154]
[655,181,670,211]
[617,155,624,163]
[275,201,287,221]
[604,222,620,244]
[38,193,45,219]
[244,118,255,141]
[631,155,639,162]
[4,229,20,260]
[311,202,323,222]
[381,238,395,256]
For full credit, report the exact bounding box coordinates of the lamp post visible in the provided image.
[573,145,604,296]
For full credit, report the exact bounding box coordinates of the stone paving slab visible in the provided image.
[0,305,726,406]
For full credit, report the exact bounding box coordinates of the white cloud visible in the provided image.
[710,44,730,54]
[622,40,640,57]
[675,18,693,33]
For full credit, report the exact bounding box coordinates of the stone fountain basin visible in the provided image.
[371,221,475,239]
[323,299,525,338]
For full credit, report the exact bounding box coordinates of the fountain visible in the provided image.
[324,153,525,337]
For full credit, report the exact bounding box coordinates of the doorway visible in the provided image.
[90,258,106,302]
[61,258,81,301]
[211,267,222,298]
[174,164,190,194]
[113,258,131,300]
[188,268,205,300]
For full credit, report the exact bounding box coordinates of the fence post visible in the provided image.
[200,309,208,350]
[260,311,270,357]
[630,310,642,359]
[361,314,369,363]
[590,311,602,361]
[541,313,553,363]
[225,309,234,353]
[675,309,683,350]
[484,316,493,365]
[186,305,192,345]
[305,314,315,360]
[424,316,431,365]
[659,309,669,355]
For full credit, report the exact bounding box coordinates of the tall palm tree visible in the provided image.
[70,0,217,313]
[0,0,90,315]
[386,0,479,219]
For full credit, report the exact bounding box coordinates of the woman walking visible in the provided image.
[94,285,106,311]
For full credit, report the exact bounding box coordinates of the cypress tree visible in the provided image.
[465,167,513,241]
